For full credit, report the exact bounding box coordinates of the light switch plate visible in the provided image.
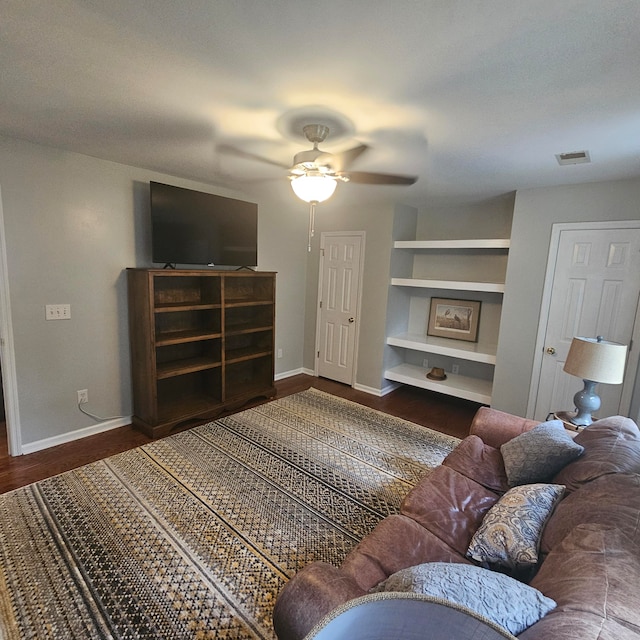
[45,304,71,320]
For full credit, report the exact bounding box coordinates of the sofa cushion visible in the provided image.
[466,483,564,574]
[552,416,640,492]
[443,435,510,493]
[500,421,584,487]
[372,562,556,636]
[272,561,366,640]
[541,472,640,554]
[469,406,539,449]
[400,465,500,555]
[529,524,640,637]
[339,514,471,592]
[517,610,639,640]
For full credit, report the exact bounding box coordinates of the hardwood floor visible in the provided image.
[0,375,480,494]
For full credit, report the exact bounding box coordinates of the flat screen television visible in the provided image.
[150,181,258,267]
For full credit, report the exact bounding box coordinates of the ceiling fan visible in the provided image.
[221,124,417,190]
[288,123,417,184]
[220,123,418,250]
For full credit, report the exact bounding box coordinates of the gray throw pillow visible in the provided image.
[466,483,565,572]
[372,562,556,636]
[500,420,584,486]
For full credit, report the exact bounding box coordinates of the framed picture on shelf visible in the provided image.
[427,297,481,342]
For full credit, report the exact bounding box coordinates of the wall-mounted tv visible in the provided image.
[150,181,258,267]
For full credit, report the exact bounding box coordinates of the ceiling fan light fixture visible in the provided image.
[290,173,338,203]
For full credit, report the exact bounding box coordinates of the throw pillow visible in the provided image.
[466,483,565,573]
[500,420,584,486]
[371,562,556,636]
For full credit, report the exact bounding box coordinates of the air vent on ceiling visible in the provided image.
[556,150,591,165]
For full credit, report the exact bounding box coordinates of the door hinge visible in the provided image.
[319,300,322,308]
[321,248,325,256]
[317,350,320,358]
[630,338,634,352]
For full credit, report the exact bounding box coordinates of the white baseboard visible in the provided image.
[353,382,385,396]
[380,381,401,396]
[275,367,315,381]
[276,369,397,397]
[21,416,132,455]
[353,381,399,397]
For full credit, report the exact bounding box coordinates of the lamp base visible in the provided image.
[570,379,600,427]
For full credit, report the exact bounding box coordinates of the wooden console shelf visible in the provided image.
[127,268,276,437]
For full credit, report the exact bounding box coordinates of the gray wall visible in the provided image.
[416,195,514,241]
[0,136,307,449]
[493,177,640,417]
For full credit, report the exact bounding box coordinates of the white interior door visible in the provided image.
[316,232,364,385]
[532,226,640,421]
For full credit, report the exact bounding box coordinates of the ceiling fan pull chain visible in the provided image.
[308,201,317,252]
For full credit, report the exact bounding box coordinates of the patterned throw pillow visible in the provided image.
[372,562,556,636]
[466,483,565,572]
[500,420,584,487]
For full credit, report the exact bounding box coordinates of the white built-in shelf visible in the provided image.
[385,233,509,404]
[384,363,492,405]
[394,239,510,250]
[391,278,505,293]
[386,333,497,365]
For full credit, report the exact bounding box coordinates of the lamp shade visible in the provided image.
[290,174,337,203]
[563,336,627,384]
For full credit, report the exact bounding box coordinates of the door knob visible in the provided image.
[348,317,355,323]
[546,347,556,355]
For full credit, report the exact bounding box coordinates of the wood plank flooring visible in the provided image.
[0,375,480,494]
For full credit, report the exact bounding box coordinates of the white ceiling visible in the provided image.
[2,0,640,206]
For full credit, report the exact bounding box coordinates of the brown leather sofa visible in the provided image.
[273,407,640,639]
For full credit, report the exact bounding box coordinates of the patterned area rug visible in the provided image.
[0,388,459,639]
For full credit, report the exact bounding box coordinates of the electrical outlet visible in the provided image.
[422,358,429,369]
[451,364,460,375]
[277,348,283,359]
[77,389,88,405]
[46,304,71,320]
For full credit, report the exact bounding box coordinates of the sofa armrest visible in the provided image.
[470,407,538,449]
[273,562,366,640]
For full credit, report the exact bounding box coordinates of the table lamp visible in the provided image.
[562,336,627,427]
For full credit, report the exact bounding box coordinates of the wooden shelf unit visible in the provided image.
[127,269,276,437]
[385,238,509,404]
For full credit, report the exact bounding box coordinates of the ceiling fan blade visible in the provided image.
[332,144,369,171]
[343,171,418,185]
[217,143,290,169]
